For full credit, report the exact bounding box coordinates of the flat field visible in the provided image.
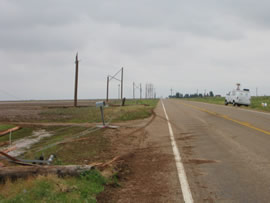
[0,99,158,202]
[0,99,156,123]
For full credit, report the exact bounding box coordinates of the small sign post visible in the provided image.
[96,101,119,129]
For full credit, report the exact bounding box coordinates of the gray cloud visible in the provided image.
[1,0,270,100]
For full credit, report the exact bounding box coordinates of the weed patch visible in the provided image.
[0,127,33,143]
[0,125,15,132]
[0,170,109,202]
[22,127,109,165]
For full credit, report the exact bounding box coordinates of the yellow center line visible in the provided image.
[182,102,270,136]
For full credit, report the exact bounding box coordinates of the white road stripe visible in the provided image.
[161,100,194,203]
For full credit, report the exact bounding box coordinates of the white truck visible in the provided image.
[225,85,251,106]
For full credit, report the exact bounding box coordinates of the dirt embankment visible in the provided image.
[97,105,183,203]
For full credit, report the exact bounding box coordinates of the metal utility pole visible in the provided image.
[140,83,142,99]
[147,84,149,99]
[74,53,79,107]
[151,84,154,98]
[149,84,151,98]
[149,84,152,98]
[106,67,123,102]
[106,76,109,102]
[133,82,135,99]
[121,67,124,99]
[146,84,149,99]
[118,84,120,99]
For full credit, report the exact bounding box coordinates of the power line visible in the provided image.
[0,89,21,100]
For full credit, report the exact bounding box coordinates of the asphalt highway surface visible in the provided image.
[162,99,270,202]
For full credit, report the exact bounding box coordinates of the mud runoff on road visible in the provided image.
[97,131,174,202]
[97,106,183,203]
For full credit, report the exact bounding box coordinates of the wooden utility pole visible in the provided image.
[121,67,124,99]
[74,53,79,107]
[106,76,109,102]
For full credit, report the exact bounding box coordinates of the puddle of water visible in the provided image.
[6,129,52,157]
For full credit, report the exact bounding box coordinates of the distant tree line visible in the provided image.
[169,91,214,98]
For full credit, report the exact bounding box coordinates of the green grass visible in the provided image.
[0,127,116,202]
[249,96,270,112]
[0,127,33,143]
[39,99,159,123]
[0,124,15,132]
[22,126,109,165]
[125,99,159,106]
[0,170,112,203]
[181,96,270,112]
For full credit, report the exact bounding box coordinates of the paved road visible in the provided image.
[162,99,270,202]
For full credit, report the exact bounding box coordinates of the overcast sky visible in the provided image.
[1,0,270,100]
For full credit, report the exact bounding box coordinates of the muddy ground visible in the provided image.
[0,100,188,202]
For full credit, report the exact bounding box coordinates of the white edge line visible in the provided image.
[161,99,194,203]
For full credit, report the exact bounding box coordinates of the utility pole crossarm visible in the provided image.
[106,67,124,102]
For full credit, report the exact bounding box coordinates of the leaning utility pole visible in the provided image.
[74,53,79,107]
[121,67,124,99]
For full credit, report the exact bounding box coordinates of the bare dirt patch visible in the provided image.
[176,135,195,141]
[185,159,218,165]
[0,100,96,122]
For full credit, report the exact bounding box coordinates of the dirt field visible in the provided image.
[0,100,97,122]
